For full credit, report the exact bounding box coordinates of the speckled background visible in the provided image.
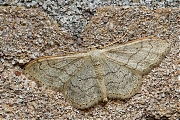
[0,1,179,119]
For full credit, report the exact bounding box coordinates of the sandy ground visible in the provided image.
[0,6,179,119]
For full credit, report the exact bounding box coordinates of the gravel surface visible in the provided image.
[0,0,179,37]
[0,1,180,119]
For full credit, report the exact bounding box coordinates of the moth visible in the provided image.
[23,37,170,109]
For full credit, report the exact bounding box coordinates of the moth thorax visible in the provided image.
[90,50,103,66]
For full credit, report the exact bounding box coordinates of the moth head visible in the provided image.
[88,45,102,50]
